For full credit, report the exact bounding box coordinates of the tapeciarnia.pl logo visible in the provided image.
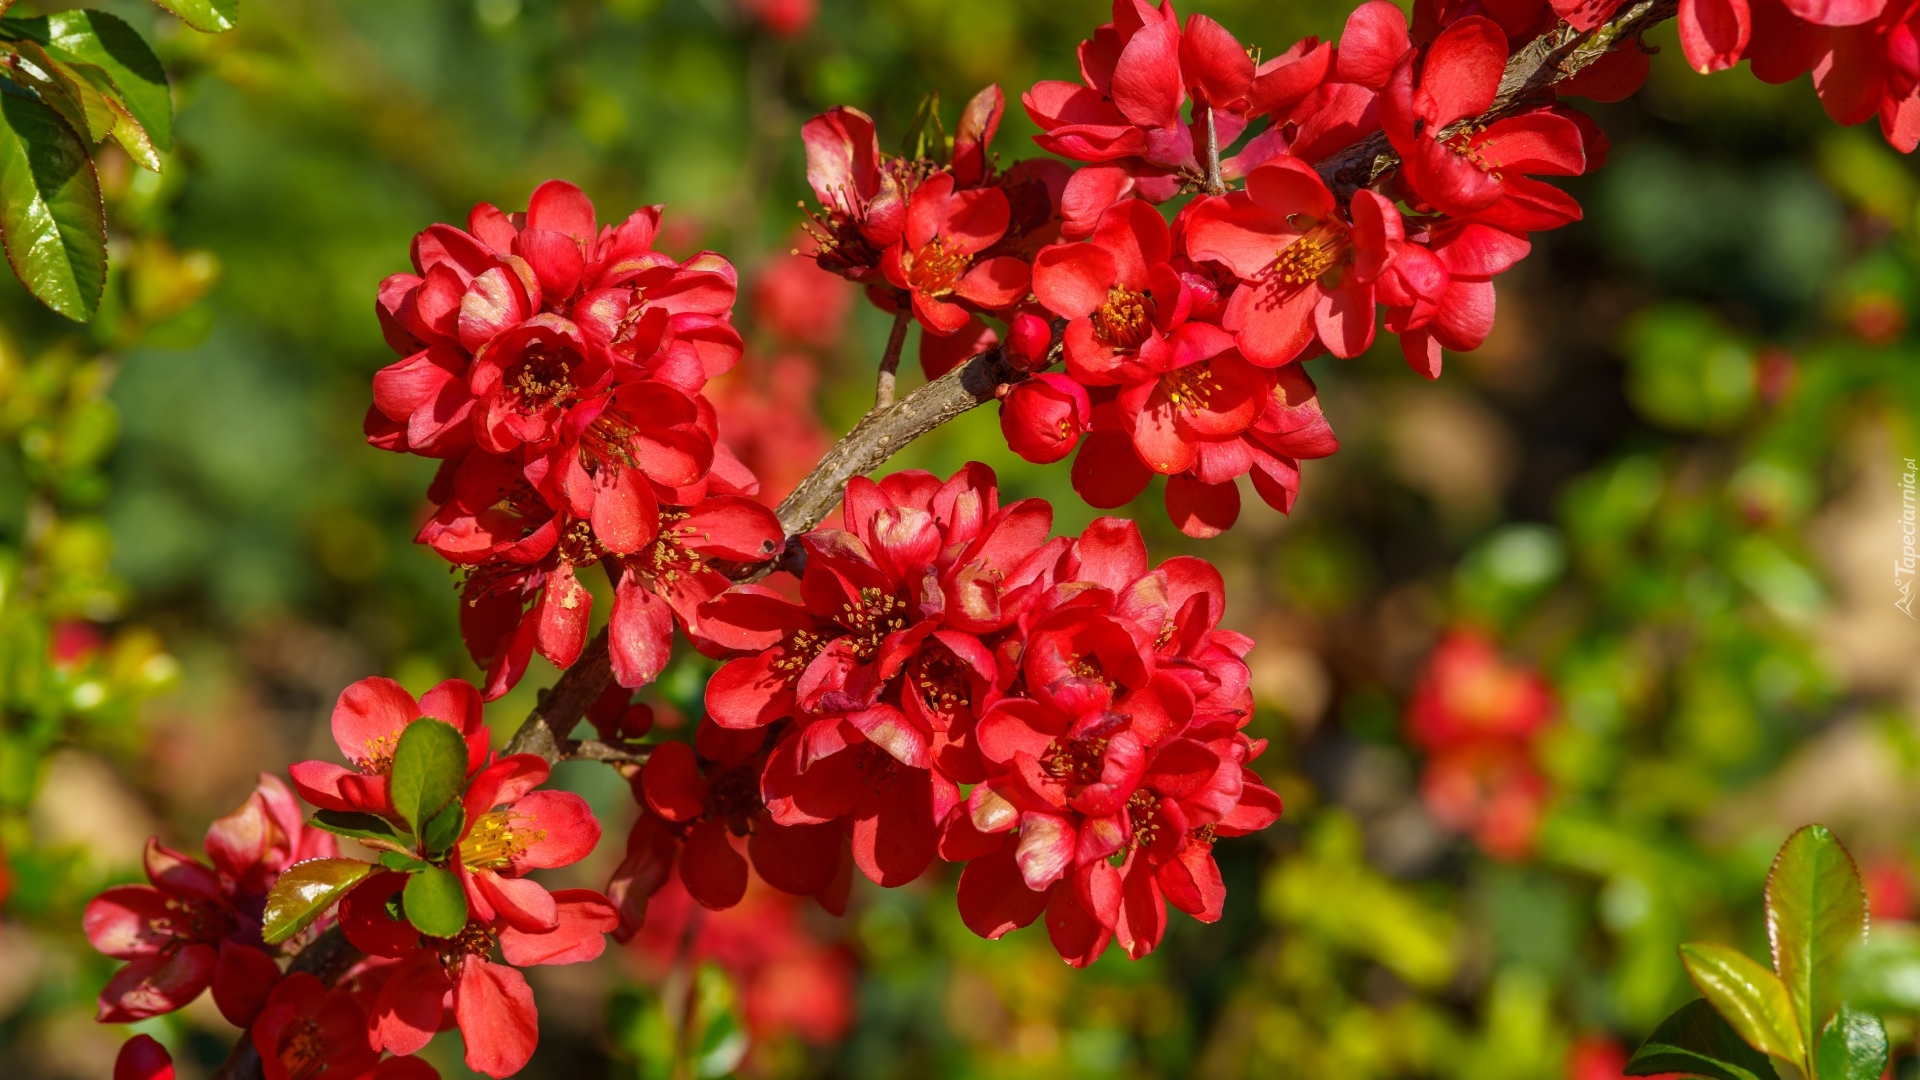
[1900,457,1917,619]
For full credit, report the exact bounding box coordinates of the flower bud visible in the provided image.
[999,373,1090,464]
[1005,312,1053,372]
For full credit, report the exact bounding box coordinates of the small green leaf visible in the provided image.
[262,858,373,945]
[900,90,946,163]
[147,0,238,34]
[402,865,468,938]
[1814,1006,1889,1080]
[421,800,464,859]
[1681,942,1806,1067]
[1766,824,1868,1060]
[0,90,105,320]
[389,718,468,837]
[43,11,171,154]
[16,45,116,143]
[378,851,429,873]
[310,810,405,845]
[1626,999,1782,1080]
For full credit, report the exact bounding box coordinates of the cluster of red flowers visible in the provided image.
[90,677,623,1078]
[85,774,441,1079]
[1404,630,1557,860]
[366,180,783,701]
[609,464,1280,966]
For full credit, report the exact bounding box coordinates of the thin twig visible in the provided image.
[1313,0,1681,200]
[1204,105,1225,196]
[874,305,912,410]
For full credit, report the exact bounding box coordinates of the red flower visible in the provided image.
[249,972,380,1080]
[1023,1,1191,170]
[800,106,904,282]
[1001,373,1092,464]
[1405,630,1555,751]
[355,884,619,1078]
[451,754,603,933]
[1421,743,1549,859]
[1387,220,1532,378]
[1185,158,1399,364]
[1747,0,1920,150]
[738,0,816,37]
[751,246,854,349]
[288,677,490,817]
[1381,17,1595,233]
[880,173,1031,334]
[469,315,612,455]
[85,775,337,1025]
[1033,199,1235,383]
[632,723,850,914]
[114,1036,173,1080]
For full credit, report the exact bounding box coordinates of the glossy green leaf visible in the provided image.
[1766,824,1868,1059]
[421,800,464,859]
[310,809,406,845]
[0,90,104,320]
[1680,942,1805,1067]
[378,851,429,873]
[44,11,170,154]
[262,857,373,945]
[1814,1006,1888,1080]
[100,94,159,171]
[1626,999,1782,1080]
[402,865,468,938]
[389,717,467,836]
[17,45,115,144]
[147,0,238,34]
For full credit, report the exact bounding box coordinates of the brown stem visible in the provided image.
[1314,0,1681,200]
[1204,105,1225,196]
[873,305,912,410]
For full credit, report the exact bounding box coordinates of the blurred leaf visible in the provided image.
[0,90,105,321]
[1679,942,1805,1067]
[262,857,373,944]
[1813,1007,1888,1080]
[1839,924,1920,1013]
[402,865,467,938]
[378,851,428,872]
[388,717,466,836]
[1622,305,1756,433]
[1626,998,1781,1080]
[1765,824,1866,1057]
[147,0,237,34]
[901,90,946,162]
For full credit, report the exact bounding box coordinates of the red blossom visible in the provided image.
[114,1036,174,1080]
[288,676,489,818]
[880,173,1031,335]
[1406,630,1556,751]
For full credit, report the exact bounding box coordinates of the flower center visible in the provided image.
[1273,221,1351,285]
[1125,789,1163,853]
[911,647,973,719]
[706,765,763,824]
[278,1017,328,1080]
[771,628,832,683]
[1093,286,1151,349]
[1444,125,1502,175]
[640,511,703,584]
[512,346,576,410]
[356,732,400,775]
[461,810,546,872]
[837,587,909,660]
[559,519,606,566]
[157,896,234,944]
[904,236,971,295]
[578,412,642,476]
[1041,736,1109,786]
[1161,362,1222,413]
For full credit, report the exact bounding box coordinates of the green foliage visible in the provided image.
[387,717,467,836]
[1766,825,1868,1056]
[1679,943,1804,1066]
[262,857,373,944]
[0,2,227,319]
[400,864,467,938]
[1626,999,1781,1080]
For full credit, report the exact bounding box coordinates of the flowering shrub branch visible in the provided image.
[86,0,1920,1072]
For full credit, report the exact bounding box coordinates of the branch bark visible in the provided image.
[873,306,912,410]
[1314,0,1681,198]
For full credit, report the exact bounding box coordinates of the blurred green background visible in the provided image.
[4,0,1920,1077]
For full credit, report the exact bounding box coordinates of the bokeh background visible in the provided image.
[5,0,1920,1077]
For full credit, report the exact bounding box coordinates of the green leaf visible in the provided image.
[1766,824,1868,1061]
[0,90,105,320]
[147,0,238,34]
[1627,999,1782,1080]
[310,809,405,844]
[1814,1007,1888,1080]
[8,11,175,156]
[1681,942,1806,1067]
[15,45,115,144]
[378,851,429,873]
[900,90,945,163]
[389,718,468,837]
[402,865,468,938]
[262,858,373,945]
[1839,923,1920,1014]
[421,800,464,859]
